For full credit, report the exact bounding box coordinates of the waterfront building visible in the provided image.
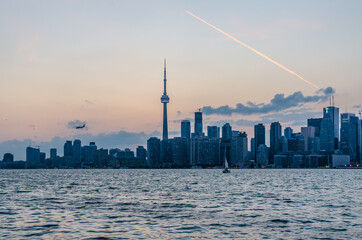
[323,106,339,149]
[320,114,335,152]
[172,137,190,168]
[147,137,161,168]
[270,122,282,164]
[340,113,359,161]
[254,123,265,162]
[301,126,316,152]
[230,131,248,167]
[26,147,40,168]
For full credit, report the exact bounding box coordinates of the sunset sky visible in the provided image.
[0,0,361,159]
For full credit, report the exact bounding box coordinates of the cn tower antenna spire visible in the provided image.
[161,59,170,140]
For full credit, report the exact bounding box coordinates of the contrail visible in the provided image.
[185,10,320,89]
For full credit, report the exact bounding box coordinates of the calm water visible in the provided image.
[0,169,361,239]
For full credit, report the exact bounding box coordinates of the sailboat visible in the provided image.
[222,148,230,173]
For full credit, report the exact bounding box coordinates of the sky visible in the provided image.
[0,0,361,159]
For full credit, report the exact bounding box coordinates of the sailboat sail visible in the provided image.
[224,159,229,169]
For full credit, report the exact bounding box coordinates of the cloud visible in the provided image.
[353,104,361,109]
[203,87,334,116]
[67,120,88,130]
[176,111,182,116]
[0,130,161,161]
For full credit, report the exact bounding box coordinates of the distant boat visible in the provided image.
[222,149,230,173]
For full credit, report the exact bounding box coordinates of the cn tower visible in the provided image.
[160,59,170,140]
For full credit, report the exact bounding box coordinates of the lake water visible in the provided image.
[0,169,361,239]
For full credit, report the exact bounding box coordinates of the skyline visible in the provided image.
[1,0,362,159]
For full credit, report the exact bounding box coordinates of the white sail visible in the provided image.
[224,159,229,169]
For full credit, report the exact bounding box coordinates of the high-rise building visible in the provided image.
[194,111,203,136]
[172,137,190,168]
[254,123,265,161]
[50,148,57,159]
[256,144,269,167]
[251,138,255,160]
[270,122,281,163]
[181,120,191,139]
[73,139,81,167]
[320,115,334,152]
[207,126,220,139]
[161,139,174,167]
[307,118,322,137]
[323,106,339,149]
[64,140,73,157]
[301,126,316,152]
[222,123,232,140]
[160,59,170,140]
[147,137,161,168]
[284,127,293,139]
[83,142,97,167]
[26,147,40,168]
[230,131,248,167]
[340,113,359,161]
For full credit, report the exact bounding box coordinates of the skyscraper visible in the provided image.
[194,111,203,136]
[160,59,170,140]
[254,123,265,161]
[307,118,322,137]
[147,137,161,168]
[222,123,232,140]
[301,126,316,152]
[323,106,339,149]
[207,126,220,139]
[284,127,293,139]
[270,122,281,163]
[320,115,334,152]
[340,113,359,161]
[181,120,191,139]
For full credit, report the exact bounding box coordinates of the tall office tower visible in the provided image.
[251,138,255,160]
[26,147,40,168]
[194,111,203,136]
[172,137,190,168]
[160,59,170,140]
[340,113,359,161]
[230,131,248,167]
[50,148,57,159]
[254,123,265,161]
[284,127,293,139]
[301,126,316,152]
[308,118,323,137]
[207,126,220,139]
[64,140,73,157]
[323,106,339,149]
[320,115,335,152]
[72,139,81,167]
[222,123,232,140]
[147,137,161,168]
[181,120,191,139]
[270,122,282,164]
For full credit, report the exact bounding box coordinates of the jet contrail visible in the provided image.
[185,10,320,89]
